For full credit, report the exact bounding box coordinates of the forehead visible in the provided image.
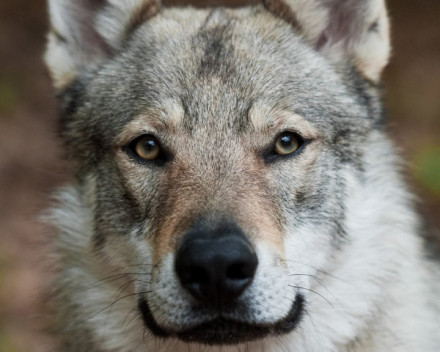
[83,6,367,138]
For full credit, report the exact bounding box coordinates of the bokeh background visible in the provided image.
[0,0,439,350]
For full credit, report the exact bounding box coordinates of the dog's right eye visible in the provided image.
[131,135,161,161]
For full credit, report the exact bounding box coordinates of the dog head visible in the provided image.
[46,0,391,346]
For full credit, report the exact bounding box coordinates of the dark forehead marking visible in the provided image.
[195,10,234,78]
[179,12,246,132]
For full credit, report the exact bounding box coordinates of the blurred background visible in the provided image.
[0,0,439,350]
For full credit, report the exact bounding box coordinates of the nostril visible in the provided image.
[187,266,209,284]
[226,261,256,280]
[177,264,212,301]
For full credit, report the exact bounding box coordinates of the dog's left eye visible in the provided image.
[274,132,303,156]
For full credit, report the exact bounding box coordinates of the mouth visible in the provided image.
[139,294,305,345]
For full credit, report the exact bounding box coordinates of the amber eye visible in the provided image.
[274,132,302,156]
[133,135,160,160]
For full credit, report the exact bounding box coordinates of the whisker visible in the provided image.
[104,280,138,325]
[284,259,353,285]
[289,285,334,308]
[73,277,151,294]
[289,273,333,296]
[82,290,152,324]
[122,306,141,332]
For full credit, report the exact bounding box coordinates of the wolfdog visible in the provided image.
[44,0,440,351]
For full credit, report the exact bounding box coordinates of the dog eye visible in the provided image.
[132,135,160,160]
[274,132,302,155]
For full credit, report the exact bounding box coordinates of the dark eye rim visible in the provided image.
[263,131,309,163]
[123,134,171,166]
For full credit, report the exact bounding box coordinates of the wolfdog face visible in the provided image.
[45,0,405,349]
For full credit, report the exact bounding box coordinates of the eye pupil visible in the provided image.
[143,139,156,151]
[280,135,292,146]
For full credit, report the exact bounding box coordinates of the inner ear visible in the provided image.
[263,0,391,82]
[315,1,362,50]
[45,0,161,91]
[96,0,161,48]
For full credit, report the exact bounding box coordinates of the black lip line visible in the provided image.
[271,293,305,334]
[138,299,168,337]
[138,294,305,342]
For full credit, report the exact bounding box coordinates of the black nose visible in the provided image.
[175,222,258,307]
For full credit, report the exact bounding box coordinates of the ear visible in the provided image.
[263,0,390,82]
[45,0,161,90]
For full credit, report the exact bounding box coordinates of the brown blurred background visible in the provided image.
[0,0,439,350]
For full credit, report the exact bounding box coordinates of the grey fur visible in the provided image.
[45,1,440,351]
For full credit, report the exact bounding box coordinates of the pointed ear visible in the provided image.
[263,0,390,82]
[45,0,161,90]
